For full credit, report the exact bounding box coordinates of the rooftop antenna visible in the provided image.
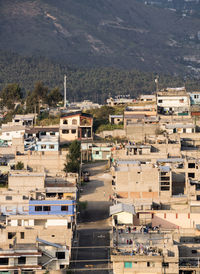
[64,74,67,108]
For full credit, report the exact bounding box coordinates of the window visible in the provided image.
[188,163,195,168]
[8,232,16,239]
[162,262,169,268]
[56,252,65,259]
[68,222,71,229]
[61,206,68,211]
[40,132,46,136]
[49,145,55,149]
[60,265,65,269]
[72,119,77,125]
[147,262,150,267]
[18,257,26,265]
[35,206,42,211]
[43,206,51,211]
[20,232,24,239]
[0,258,9,265]
[158,99,163,103]
[95,151,99,155]
[50,132,55,136]
[188,173,195,178]
[71,129,76,134]
[124,262,132,268]
[183,128,186,133]
[41,145,46,149]
[63,119,68,124]
[6,196,12,200]
[6,133,10,136]
[23,195,29,200]
[62,129,69,134]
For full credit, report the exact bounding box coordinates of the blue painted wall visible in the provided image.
[29,200,75,215]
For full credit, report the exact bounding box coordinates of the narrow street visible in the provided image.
[69,161,113,273]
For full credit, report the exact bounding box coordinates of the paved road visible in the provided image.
[69,161,113,273]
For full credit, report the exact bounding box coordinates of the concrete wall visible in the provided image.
[8,172,45,191]
[15,151,68,175]
[98,129,126,139]
[126,124,160,142]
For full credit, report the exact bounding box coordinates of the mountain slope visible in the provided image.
[0,0,200,75]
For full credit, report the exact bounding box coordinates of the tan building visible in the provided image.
[111,230,178,274]
[59,111,93,143]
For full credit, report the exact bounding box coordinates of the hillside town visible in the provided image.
[1,86,200,273]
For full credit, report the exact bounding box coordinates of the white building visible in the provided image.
[157,87,190,115]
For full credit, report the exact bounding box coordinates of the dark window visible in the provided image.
[68,222,71,229]
[8,232,16,239]
[61,206,68,211]
[50,132,55,136]
[43,206,51,211]
[23,195,29,200]
[71,129,76,134]
[6,196,12,200]
[0,258,9,265]
[147,262,150,267]
[63,120,68,124]
[95,151,99,155]
[56,252,65,259]
[161,186,170,191]
[35,206,42,211]
[60,265,65,269]
[162,262,169,268]
[62,129,69,134]
[192,249,197,254]
[188,173,195,178]
[158,99,163,103]
[188,163,195,168]
[20,232,24,239]
[18,257,26,265]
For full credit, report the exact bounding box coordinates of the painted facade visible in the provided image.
[29,199,75,217]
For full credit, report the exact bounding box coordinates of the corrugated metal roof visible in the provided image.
[157,158,184,163]
[159,166,170,172]
[109,203,135,216]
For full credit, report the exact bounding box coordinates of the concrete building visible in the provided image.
[107,95,135,106]
[111,229,178,274]
[189,92,200,105]
[109,115,124,125]
[12,114,36,126]
[139,94,156,102]
[157,87,190,115]
[59,112,93,143]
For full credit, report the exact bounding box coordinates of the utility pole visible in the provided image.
[155,76,159,92]
[64,74,67,108]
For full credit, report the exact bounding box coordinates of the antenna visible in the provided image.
[64,75,67,108]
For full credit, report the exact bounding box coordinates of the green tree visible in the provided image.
[15,161,24,170]
[64,140,81,173]
[30,82,48,113]
[0,83,23,110]
[47,87,62,107]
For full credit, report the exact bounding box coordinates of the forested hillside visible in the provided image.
[0,51,199,104]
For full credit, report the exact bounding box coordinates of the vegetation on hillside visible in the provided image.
[1,51,200,106]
